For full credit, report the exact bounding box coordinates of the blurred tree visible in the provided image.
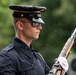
[0,0,18,49]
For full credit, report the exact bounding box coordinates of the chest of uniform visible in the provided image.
[16,51,45,75]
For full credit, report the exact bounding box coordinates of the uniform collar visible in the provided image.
[13,37,33,59]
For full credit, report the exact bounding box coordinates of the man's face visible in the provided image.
[21,18,42,40]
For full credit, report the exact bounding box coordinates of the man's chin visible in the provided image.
[33,36,39,40]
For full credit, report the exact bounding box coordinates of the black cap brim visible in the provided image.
[32,17,44,24]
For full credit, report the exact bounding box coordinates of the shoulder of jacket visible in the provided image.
[0,44,18,62]
[0,44,14,54]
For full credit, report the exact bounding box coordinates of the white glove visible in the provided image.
[56,56,69,75]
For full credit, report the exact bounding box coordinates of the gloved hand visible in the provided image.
[56,56,69,75]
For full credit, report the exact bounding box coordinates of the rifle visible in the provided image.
[49,28,76,75]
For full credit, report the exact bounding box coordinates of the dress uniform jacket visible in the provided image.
[0,37,50,75]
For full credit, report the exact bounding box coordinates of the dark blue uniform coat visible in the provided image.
[0,38,50,75]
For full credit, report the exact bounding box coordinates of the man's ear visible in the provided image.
[16,21,23,30]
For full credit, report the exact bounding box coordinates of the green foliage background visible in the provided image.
[0,0,76,75]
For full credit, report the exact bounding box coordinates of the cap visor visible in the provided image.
[32,18,45,24]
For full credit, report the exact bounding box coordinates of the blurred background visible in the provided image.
[0,0,76,75]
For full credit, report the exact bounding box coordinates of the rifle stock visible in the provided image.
[50,28,76,75]
[56,39,74,75]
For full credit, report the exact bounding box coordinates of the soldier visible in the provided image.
[0,5,68,75]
